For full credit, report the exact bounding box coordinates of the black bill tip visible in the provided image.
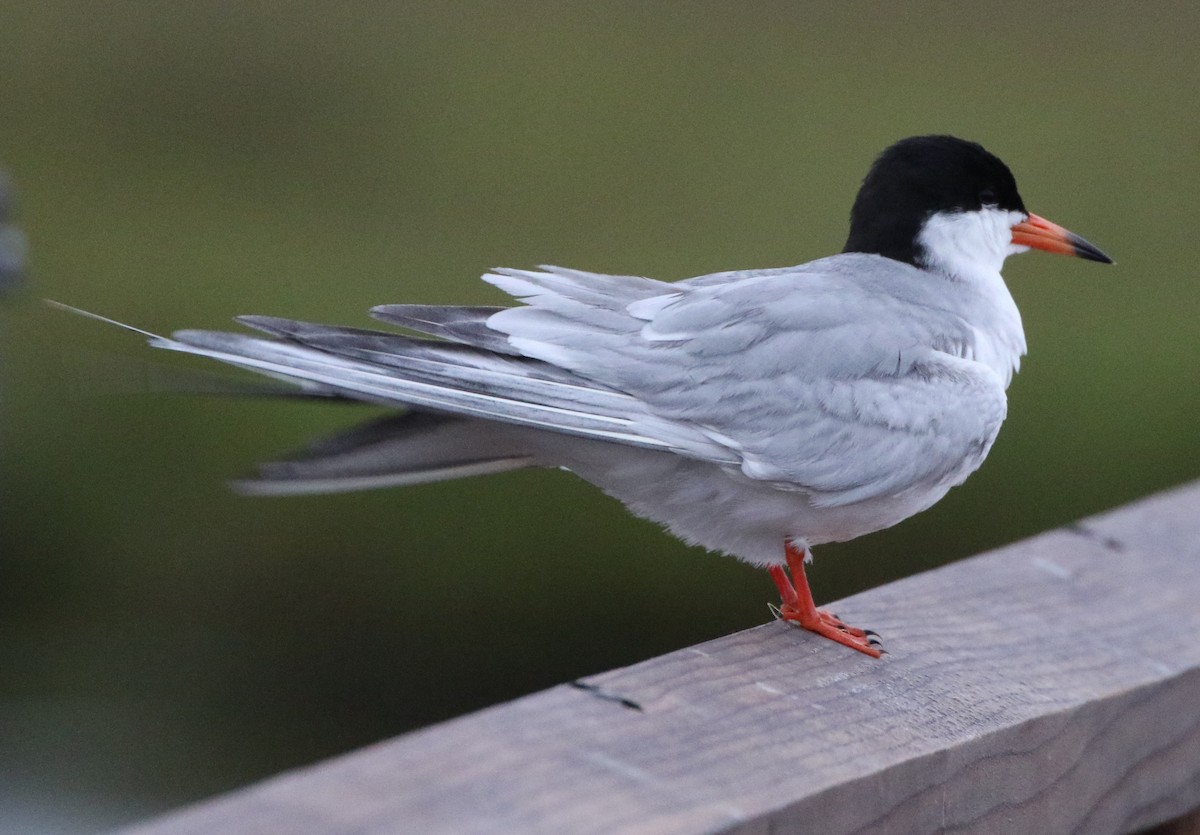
[1070,232,1115,265]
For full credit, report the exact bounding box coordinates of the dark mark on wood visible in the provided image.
[1066,520,1128,553]
[570,680,644,712]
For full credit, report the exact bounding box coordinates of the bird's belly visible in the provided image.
[532,434,959,567]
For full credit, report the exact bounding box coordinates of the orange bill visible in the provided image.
[1011,213,1113,264]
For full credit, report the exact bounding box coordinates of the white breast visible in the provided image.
[917,208,1028,386]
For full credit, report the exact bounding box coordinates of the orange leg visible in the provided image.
[768,541,882,658]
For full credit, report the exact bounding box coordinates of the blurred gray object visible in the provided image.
[0,169,27,292]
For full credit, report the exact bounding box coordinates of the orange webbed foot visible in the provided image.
[776,603,883,657]
[768,541,883,659]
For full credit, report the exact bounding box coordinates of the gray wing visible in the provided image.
[81,259,1006,507]
[485,259,1008,506]
[152,312,736,464]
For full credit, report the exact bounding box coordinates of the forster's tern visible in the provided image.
[60,135,1112,657]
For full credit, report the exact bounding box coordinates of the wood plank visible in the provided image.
[122,481,1200,835]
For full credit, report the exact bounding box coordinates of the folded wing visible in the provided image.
[134,260,1004,508]
[485,259,1008,506]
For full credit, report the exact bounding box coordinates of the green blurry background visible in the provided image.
[1,2,1197,831]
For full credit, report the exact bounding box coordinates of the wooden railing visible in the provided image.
[122,481,1200,834]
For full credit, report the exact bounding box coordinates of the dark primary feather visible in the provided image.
[234,412,535,495]
[369,304,516,354]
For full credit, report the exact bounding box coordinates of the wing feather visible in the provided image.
[156,323,736,464]
[233,413,535,496]
[368,305,517,354]
[484,257,1008,505]
[67,256,1009,509]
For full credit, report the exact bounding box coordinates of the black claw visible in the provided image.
[864,629,879,637]
[867,635,884,646]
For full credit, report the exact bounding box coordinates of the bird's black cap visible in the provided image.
[843,135,1027,267]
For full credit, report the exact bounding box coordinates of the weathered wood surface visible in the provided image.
[123,482,1200,835]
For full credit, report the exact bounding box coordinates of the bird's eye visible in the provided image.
[978,189,997,205]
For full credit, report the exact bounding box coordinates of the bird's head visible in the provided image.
[844,135,1112,281]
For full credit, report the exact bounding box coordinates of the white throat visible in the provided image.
[916,207,1028,282]
[916,208,1029,387]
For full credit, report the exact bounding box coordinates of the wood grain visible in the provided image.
[122,482,1200,835]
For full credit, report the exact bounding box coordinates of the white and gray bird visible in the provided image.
[60,135,1112,657]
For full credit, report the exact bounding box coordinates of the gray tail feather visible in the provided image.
[233,412,536,496]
